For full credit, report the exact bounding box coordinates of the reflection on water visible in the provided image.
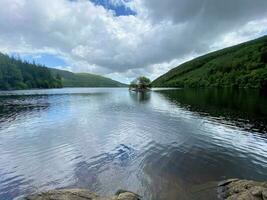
[156,88,267,133]
[0,95,49,125]
[0,88,267,200]
[129,91,151,103]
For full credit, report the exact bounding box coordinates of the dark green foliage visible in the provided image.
[0,53,126,90]
[152,35,267,89]
[50,69,126,87]
[129,76,151,90]
[0,53,62,90]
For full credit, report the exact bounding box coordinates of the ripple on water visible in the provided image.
[0,88,267,200]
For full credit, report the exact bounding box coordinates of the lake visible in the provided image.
[0,88,267,200]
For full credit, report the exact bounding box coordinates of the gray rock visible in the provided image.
[25,189,141,200]
[262,190,267,200]
[114,190,140,200]
[25,189,102,200]
[218,179,239,187]
[218,179,267,200]
[117,192,139,200]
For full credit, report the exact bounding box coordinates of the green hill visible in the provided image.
[0,53,126,90]
[50,68,126,88]
[152,35,267,89]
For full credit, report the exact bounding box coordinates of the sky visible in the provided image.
[0,0,267,83]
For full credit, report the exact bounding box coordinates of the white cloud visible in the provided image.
[0,0,267,83]
[211,18,267,50]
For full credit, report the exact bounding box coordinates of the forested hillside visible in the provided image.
[152,36,267,89]
[0,53,126,90]
[50,69,126,87]
[0,53,62,90]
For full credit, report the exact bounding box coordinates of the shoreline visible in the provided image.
[24,179,267,200]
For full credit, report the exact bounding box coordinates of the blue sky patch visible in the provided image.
[11,53,67,68]
[90,0,136,16]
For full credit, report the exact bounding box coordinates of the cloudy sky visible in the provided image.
[1,0,267,83]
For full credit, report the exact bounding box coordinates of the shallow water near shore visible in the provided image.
[0,88,267,200]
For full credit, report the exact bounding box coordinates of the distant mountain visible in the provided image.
[50,68,127,88]
[152,35,267,89]
[0,53,126,90]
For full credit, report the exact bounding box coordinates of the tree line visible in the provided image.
[0,53,62,90]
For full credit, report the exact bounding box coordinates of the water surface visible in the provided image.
[0,88,267,200]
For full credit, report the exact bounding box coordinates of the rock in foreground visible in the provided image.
[24,179,267,200]
[25,189,140,200]
[218,179,267,200]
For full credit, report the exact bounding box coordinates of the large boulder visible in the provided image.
[218,179,267,200]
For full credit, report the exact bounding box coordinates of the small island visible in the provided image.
[129,76,151,92]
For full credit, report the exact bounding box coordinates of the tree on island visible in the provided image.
[129,76,151,91]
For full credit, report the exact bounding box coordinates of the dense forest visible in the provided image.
[0,53,62,90]
[152,35,267,90]
[0,53,126,90]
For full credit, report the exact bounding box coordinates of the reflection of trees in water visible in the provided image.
[156,88,267,134]
[0,95,49,125]
[129,91,151,103]
[139,140,267,200]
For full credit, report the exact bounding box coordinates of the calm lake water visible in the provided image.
[0,88,267,200]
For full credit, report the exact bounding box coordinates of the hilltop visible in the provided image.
[50,68,126,88]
